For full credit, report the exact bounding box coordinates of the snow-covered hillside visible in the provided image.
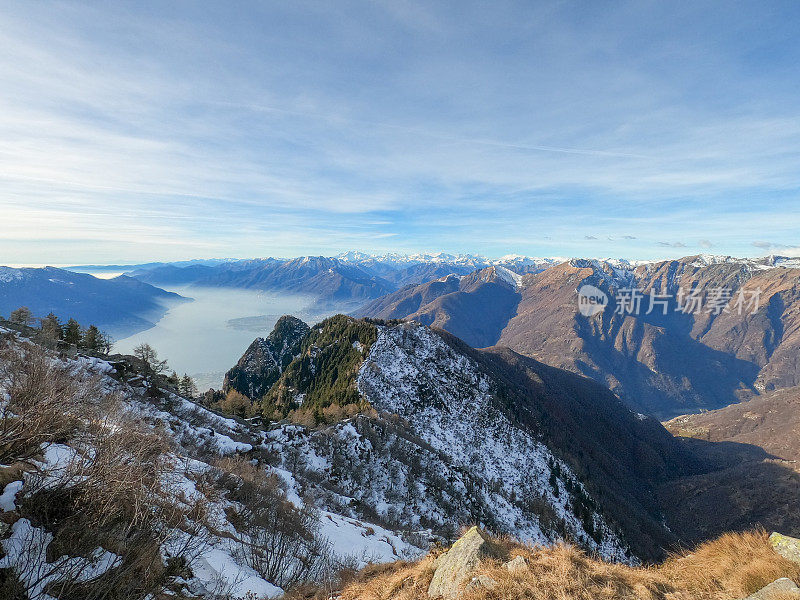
[0,330,419,599]
[256,320,633,564]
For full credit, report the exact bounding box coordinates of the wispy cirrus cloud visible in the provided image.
[1,1,800,264]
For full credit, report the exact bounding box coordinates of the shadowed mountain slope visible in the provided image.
[358,255,800,418]
[0,266,187,338]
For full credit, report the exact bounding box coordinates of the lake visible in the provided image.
[114,286,338,391]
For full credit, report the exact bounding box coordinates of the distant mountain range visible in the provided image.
[112,253,560,309]
[356,254,800,418]
[0,266,188,338]
[354,266,523,347]
[20,251,800,419]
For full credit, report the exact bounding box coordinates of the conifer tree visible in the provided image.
[81,325,101,352]
[63,318,82,346]
[9,306,34,327]
[179,374,198,398]
[133,343,169,375]
[40,313,62,341]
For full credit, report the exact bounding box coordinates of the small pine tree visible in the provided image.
[63,318,82,346]
[133,343,169,375]
[9,306,34,327]
[81,325,101,352]
[40,313,62,341]
[179,374,198,398]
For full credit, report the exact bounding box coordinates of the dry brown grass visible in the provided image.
[295,529,800,600]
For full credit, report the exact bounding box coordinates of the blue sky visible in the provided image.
[2,0,800,265]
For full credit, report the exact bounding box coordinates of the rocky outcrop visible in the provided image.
[505,555,528,573]
[771,532,800,564]
[745,577,800,599]
[427,527,505,599]
[223,315,309,399]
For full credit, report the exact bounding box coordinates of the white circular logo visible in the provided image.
[577,284,608,317]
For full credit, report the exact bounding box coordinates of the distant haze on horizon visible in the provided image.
[2,1,800,264]
[7,249,800,272]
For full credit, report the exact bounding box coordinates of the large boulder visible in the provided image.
[745,578,800,599]
[428,527,505,599]
[771,532,800,564]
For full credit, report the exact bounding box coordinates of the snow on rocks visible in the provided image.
[0,334,427,597]
[357,322,630,562]
[0,480,23,511]
[0,518,122,600]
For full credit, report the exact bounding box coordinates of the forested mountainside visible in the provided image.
[220,315,706,562]
[0,266,188,339]
[222,316,310,401]
[359,255,800,418]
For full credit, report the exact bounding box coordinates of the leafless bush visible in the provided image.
[0,338,213,599]
[208,456,332,590]
[0,337,103,464]
[15,405,213,598]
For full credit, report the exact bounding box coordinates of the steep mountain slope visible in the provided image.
[0,266,187,338]
[354,267,521,347]
[664,385,800,462]
[223,315,310,399]
[656,387,800,544]
[359,255,800,417]
[497,258,763,416]
[0,325,419,599]
[229,315,705,561]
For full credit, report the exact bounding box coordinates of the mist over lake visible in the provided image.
[114,286,337,391]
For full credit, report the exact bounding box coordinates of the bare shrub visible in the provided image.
[0,337,102,464]
[0,340,213,600]
[209,456,332,590]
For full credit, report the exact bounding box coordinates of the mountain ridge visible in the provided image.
[0,266,188,338]
[356,254,800,417]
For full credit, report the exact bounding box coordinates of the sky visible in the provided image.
[2,0,800,265]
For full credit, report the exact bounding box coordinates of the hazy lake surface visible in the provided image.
[115,286,335,391]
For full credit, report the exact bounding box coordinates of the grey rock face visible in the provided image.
[427,526,505,599]
[223,315,309,399]
[771,532,800,564]
[745,577,800,599]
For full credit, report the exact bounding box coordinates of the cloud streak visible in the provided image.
[1,0,799,263]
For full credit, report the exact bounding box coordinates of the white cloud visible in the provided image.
[1,1,799,263]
